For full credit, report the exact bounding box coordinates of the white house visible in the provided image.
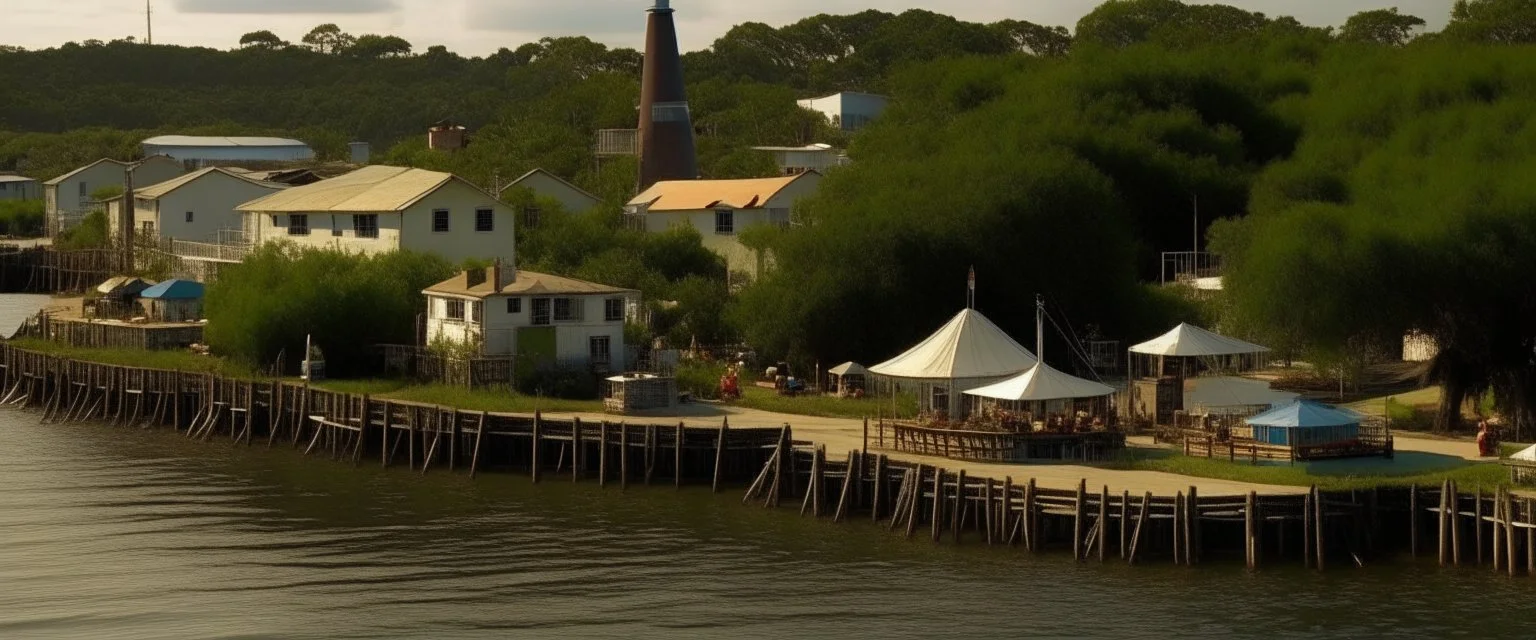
[624,172,821,277]
[43,156,185,236]
[237,165,516,264]
[0,175,40,201]
[751,143,848,175]
[422,261,638,372]
[797,91,889,131]
[105,167,287,243]
[142,135,315,169]
[498,168,603,229]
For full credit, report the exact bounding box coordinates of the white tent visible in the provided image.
[869,308,1037,418]
[964,362,1114,402]
[828,361,868,377]
[1512,443,1536,462]
[1129,323,1269,357]
[827,361,868,395]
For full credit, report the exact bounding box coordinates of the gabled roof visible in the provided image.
[143,135,309,148]
[627,172,818,212]
[0,175,37,184]
[140,279,204,300]
[828,361,867,377]
[500,168,601,203]
[868,308,1038,380]
[1128,323,1269,357]
[237,165,489,213]
[134,167,285,201]
[963,362,1114,402]
[423,269,637,299]
[751,143,838,153]
[1245,400,1361,429]
[44,155,180,186]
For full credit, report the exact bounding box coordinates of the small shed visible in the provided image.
[139,279,205,322]
[827,361,868,395]
[604,373,678,413]
[96,276,155,301]
[1245,400,1360,448]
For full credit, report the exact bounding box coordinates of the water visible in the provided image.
[0,297,1530,639]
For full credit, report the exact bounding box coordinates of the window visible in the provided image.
[444,299,465,321]
[141,221,154,235]
[506,297,522,314]
[650,101,691,123]
[432,209,449,233]
[78,182,88,199]
[768,208,790,229]
[475,208,494,232]
[531,298,551,326]
[522,205,541,229]
[470,301,482,325]
[554,297,583,322]
[185,211,194,223]
[930,386,950,415]
[353,214,379,238]
[288,214,309,236]
[604,298,624,322]
[589,336,612,368]
[715,209,734,235]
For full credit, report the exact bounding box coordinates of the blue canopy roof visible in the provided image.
[1245,399,1360,429]
[139,279,204,300]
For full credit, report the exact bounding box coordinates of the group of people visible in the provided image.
[1477,419,1502,457]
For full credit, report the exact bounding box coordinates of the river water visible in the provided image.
[0,297,1529,639]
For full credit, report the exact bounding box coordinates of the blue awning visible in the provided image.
[1245,399,1360,428]
[139,279,205,300]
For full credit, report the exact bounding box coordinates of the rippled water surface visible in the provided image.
[0,296,1530,639]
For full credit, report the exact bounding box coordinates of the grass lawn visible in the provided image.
[733,386,918,420]
[314,379,603,414]
[8,338,254,376]
[1104,446,1509,491]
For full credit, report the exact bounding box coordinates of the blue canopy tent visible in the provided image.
[139,279,205,322]
[1245,400,1361,448]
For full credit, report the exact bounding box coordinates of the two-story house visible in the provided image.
[422,261,638,372]
[237,165,515,264]
[624,172,821,278]
[43,156,185,236]
[106,167,286,243]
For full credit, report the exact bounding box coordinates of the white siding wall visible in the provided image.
[45,157,185,233]
[425,293,629,367]
[399,180,516,264]
[0,180,40,201]
[639,174,821,277]
[249,210,404,254]
[142,172,283,242]
[510,171,601,213]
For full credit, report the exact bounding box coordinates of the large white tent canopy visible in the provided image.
[869,309,1038,380]
[1129,323,1269,357]
[963,362,1114,402]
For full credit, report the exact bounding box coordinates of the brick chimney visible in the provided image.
[491,257,514,291]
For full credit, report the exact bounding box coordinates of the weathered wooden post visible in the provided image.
[598,421,609,487]
[674,422,685,488]
[1409,484,1419,557]
[1098,485,1108,563]
[952,469,965,543]
[1073,479,1087,560]
[572,417,584,482]
[1477,486,1486,566]
[1245,491,1257,571]
[1188,485,1200,564]
[531,411,543,483]
[1120,489,1130,559]
[1314,486,1326,571]
[1451,480,1462,566]
[931,468,944,543]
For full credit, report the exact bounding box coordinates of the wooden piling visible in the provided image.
[872,455,887,522]
[952,469,965,543]
[1245,491,1257,571]
[1477,486,1485,566]
[1451,480,1462,566]
[1119,489,1129,559]
[1097,485,1108,563]
[598,421,609,487]
[1409,483,1418,557]
[531,412,542,483]
[1128,492,1150,565]
[1025,478,1037,552]
[674,423,684,488]
[712,418,728,493]
[572,417,583,481]
[1073,479,1086,561]
[619,422,629,490]
[1304,488,1314,569]
[1314,485,1325,571]
[1438,480,1450,567]
[1187,485,1199,564]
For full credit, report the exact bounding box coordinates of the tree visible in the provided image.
[347,34,412,58]
[1339,8,1426,45]
[239,30,286,49]
[1446,0,1536,43]
[301,23,354,54]
[991,19,1073,56]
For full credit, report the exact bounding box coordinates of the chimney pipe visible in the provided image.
[637,0,697,190]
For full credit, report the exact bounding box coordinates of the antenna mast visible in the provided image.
[146,0,153,45]
[1035,294,1044,363]
[966,266,976,309]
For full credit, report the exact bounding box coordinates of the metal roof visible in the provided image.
[140,279,205,300]
[143,135,310,148]
[500,168,601,203]
[627,172,818,212]
[751,144,837,152]
[237,165,475,213]
[423,269,637,299]
[43,156,180,186]
[0,175,37,183]
[134,167,285,201]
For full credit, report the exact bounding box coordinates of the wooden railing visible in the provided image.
[876,420,1126,463]
[163,238,251,263]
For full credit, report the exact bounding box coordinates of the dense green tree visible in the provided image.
[347,34,412,59]
[992,19,1074,56]
[1446,0,1536,42]
[238,30,285,49]
[1339,8,1426,45]
[301,24,354,54]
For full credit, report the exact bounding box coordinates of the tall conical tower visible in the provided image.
[637,0,697,189]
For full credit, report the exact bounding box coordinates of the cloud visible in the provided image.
[174,0,399,14]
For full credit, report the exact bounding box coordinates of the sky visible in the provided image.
[4,0,1456,56]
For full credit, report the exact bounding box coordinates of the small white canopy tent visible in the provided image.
[964,361,1115,428]
[869,308,1037,418]
[827,361,868,395]
[1127,323,1269,379]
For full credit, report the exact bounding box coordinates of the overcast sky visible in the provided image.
[6,0,1455,55]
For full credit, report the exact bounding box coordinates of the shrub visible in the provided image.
[0,200,44,237]
[55,209,109,250]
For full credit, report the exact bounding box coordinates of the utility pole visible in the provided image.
[146,0,153,45]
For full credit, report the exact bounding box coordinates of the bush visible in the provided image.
[515,366,599,400]
[204,244,454,376]
[0,200,44,237]
[55,209,109,250]
[675,360,729,400]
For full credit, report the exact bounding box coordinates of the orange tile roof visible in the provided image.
[626,172,817,212]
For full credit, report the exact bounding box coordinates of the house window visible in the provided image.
[444,299,465,321]
[353,214,379,238]
[590,336,611,368]
[470,301,482,325]
[432,209,449,232]
[78,182,88,199]
[604,298,624,322]
[715,209,734,235]
[523,205,541,229]
[554,297,583,322]
[506,297,522,314]
[531,298,551,326]
[185,211,194,223]
[931,386,950,414]
[288,214,309,236]
[475,208,494,232]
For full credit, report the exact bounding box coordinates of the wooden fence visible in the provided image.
[876,420,1126,463]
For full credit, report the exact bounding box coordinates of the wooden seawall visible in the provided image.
[3,343,1533,574]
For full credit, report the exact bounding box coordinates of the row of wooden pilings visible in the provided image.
[4,343,1536,572]
[0,247,125,294]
